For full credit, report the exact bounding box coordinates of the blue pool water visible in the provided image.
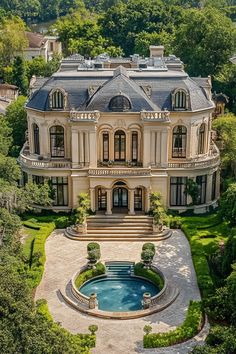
[79,262,159,312]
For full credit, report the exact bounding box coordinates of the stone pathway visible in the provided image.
[35,230,205,354]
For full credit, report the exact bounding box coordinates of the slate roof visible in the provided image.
[27,65,214,112]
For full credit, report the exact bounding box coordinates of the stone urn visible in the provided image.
[142,292,151,309]
[74,222,87,235]
[89,293,98,309]
[153,222,163,234]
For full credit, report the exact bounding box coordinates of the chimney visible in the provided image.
[149,45,164,58]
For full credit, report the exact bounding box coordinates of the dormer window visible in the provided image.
[173,90,188,110]
[50,89,67,110]
[109,95,131,112]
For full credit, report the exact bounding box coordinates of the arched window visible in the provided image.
[198,123,206,155]
[131,131,138,162]
[50,125,65,157]
[103,132,109,161]
[51,90,64,109]
[33,123,40,154]
[109,95,131,112]
[172,125,187,158]
[174,90,187,110]
[114,130,126,161]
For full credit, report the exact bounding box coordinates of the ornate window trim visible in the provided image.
[49,88,68,110]
[109,94,131,112]
[172,125,187,158]
[172,89,189,110]
[198,123,206,155]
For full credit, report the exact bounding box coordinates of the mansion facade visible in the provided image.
[19,46,220,214]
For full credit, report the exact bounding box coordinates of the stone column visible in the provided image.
[89,128,97,168]
[79,131,84,165]
[85,131,90,166]
[90,188,95,212]
[150,131,156,165]
[143,127,150,168]
[126,131,131,161]
[156,131,161,165]
[110,131,114,161]
[105,189,112,215]
[160,129,168,167]
[129,189,135,215]
[71,129,79,168]
[145,187,150,213]
[206,173,213,203]
[40,122,48,157]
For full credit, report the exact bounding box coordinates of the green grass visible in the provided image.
[144,301,203,348]
[180,213,229,298]
[22,218,56,288]
[134,262,164,290]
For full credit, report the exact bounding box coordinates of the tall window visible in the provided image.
[198,123,206,155]
[33,123,40,154]
[109,95,131,112]
[212,171,217,201]
[103,133,109,161]
[174,91,187,109]
[32,175,44,184]
[114,130,126,161]
[51,177,68,206]
[132,132,138,162]
[172,125,187,158]
[50,125,65,157]
[170,177,187,206]
[196,175,207,205]
[52,90,64,109]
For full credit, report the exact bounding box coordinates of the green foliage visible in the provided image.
[4,96,27,155]
[141,249,155,266]
[142,243,155,253]
[75,262,106,289]
[184,178,199,205]
[150,192,167,226]
[220,183,236,224]
[88,324,98,335]
[168,215,182,229]
[0,115,12,156]
[26,54,61,79]
[23,220,41,230]
[213,114,236,175]
[143,325,152,336]
[0,155,21,183]
[143,301,203,348]
[87,242,100,251]
[76,193,90,225]
[134,262,164,289]
[134,30,174,57]
[12,56,28,95]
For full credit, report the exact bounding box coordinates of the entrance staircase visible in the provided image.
[65,214,171,241]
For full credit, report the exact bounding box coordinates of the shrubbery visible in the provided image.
[143,301,203,348]
[75,262,106,289]
[134,262,164,289]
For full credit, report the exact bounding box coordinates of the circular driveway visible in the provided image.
[35,230,202,354]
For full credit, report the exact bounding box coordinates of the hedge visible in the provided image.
[75,262,106,289]
[144,301,203,348]
[134,262,164,290]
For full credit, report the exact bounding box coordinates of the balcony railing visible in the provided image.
[168,155,220,169]
[69,110,100,122]
[141,110,170,122]
[88,168,151,177]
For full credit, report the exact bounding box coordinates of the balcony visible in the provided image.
[19,145,71,170]
[69,110,100,122]
[141,110,170,122]
[88,168,151,177]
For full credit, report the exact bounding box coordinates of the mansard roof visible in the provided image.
[27,66,214,112]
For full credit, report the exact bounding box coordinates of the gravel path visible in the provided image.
[35,230,206,354]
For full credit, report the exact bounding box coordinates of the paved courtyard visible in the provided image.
[35,230,203,354]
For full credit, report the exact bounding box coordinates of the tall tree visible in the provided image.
[12,56,28,95]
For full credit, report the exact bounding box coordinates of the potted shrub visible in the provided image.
[87,242,101,268]
[141,249,155,269]
[75,193,90,234]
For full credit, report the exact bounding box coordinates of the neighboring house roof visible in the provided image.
[0,83,18,90]
[25,31,45,49]
[212,92,229,104]
[27,66,214,112]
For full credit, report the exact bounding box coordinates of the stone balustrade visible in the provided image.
[88,168,151,177]
[168,154,220,169]
[69,110,100,122]
[18,152,72,169]
[141,110,170,122]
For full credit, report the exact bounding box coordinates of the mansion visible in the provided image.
[19,46,220,214]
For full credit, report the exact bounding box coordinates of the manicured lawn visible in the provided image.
[180,212,229,297]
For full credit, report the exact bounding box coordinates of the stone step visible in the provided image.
[87,220,153,225]
[87,222,152,226]
[88,215,152,219]
[87,229,152,234]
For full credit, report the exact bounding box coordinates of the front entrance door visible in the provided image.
[134,188,142,210]
[98,188,107,210]
[113,187,128,208]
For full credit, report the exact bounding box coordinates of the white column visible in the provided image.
[127,131,131,161]
[143,127,150,168]
[129,189,135,215]
[79,131,84,165]
[89,127,97,168]
[71,130,79,167]
[39,123,48,157]
[150,131,155,165]
[85,131,89,166]
[90,188,95,212]
[206,173,213,203]
[105,189,112,215]
[156,131,161,165]
[110,131,114,161]
[160,129,168,167]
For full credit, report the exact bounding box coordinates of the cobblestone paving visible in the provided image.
[35,230,206,354]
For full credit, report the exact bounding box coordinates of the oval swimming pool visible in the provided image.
[79,262,160,312]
